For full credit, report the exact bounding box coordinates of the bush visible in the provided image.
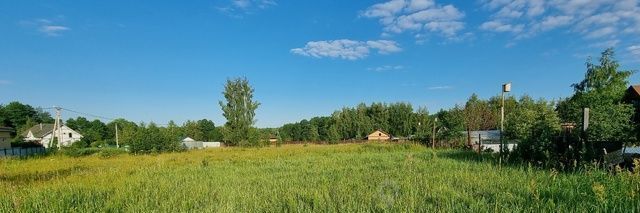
[98,148,127,158]
[62,148,101,157]
[10,141,43,148]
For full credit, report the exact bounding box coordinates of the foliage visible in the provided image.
[219,77,260,146]
[1,143,638,212]
[0,102,53,135]
[128,123,182,154]
[510,99,562,165]
[435,107,466,148]
[556,48,636,163]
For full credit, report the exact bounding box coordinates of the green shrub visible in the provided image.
[62,148,101,157]
[98,148,127,158]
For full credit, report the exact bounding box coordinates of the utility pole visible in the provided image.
[52,106,63,149]
[115,123,119,148]
[432,117,438,149]
[500,83,511,157]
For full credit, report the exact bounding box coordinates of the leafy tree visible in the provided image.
[557,48,636,153]
[326,124,341,144]
[436,106,465,148]
[106,118,138,146]
[463,94,496,146]
[511,100,561,165]
[219,77,260,146]
[183,120,204,141]
[197,119,221,141]
[129,123,181,154]
[504,95,538,142]
[388,102,413,137]
[2,102,37,130]
[413,107,431,143]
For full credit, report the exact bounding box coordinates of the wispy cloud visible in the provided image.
[427,85,452,90]
[0,80,12,85]
[628,45,640,60]
[479,0,640,46]
[361,0,467,40]
[20,18,70,37]
[217,0,276,17]
[291,39,402,60]
[368,65,404,72]
[39,25,70,36]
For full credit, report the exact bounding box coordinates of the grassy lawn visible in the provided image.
[1,143,639,212]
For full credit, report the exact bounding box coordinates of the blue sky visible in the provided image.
[1,0,640,127]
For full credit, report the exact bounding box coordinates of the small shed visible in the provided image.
[0,127,14,149]
[181,137,202,149]
[367,130,390,141]
[181,137,222,149]
[268,135,278,143]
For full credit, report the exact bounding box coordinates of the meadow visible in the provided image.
[1,143,639,212]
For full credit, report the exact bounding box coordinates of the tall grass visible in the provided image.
[1,143,639,212]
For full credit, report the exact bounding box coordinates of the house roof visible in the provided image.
[624,85,640,101]
[0,127,14,132]
[369,129,390,136]
[182,137,196,142]
[22,124,55,138]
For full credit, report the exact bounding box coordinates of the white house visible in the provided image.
[23,123,83,148]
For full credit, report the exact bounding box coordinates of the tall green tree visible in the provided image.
[558,48,635,143]
[219,77,260,146]
[436,106,465,148]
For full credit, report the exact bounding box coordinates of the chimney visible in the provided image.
[40,123,43,130]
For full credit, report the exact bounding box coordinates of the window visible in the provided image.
[379,133,382,136]
[69,133,72,138]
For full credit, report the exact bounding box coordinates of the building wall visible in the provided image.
[41,127,83,148]
[367,131,390,140]
[0,131,11,149]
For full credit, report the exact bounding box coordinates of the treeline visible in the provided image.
[279,48,639,168]
[0,102,224,153]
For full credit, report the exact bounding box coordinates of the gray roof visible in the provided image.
[22,124,55,138]
[0,127,14,132]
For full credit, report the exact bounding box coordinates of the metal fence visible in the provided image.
[0,147,47,157]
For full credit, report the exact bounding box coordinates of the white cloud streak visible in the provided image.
[368,65,404,72]
[291,39,402,60]
[427,86,453,90]
[361,0,466,40]
[479,0,640,44]
[217,0,276,17]
[20,18,70,36]
[629,45,640,59]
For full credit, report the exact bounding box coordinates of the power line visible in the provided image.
[46,106,171,126]
[59,107,118,121]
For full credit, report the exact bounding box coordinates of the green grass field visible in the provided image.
[1,143,639,212]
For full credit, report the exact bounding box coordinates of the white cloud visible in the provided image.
[628,45,640,58]
[39,25,70,36]
[480,0,640,44]
[589,39,620,48]
[217,0,276,17]
[428,86,453,90]
[368,65,404,72]
[366,40,403,54]
[291,39,401,60]
[362,0,466,40]
[535,15,573,31]
[20,18,70,36]
[479,20,523,33]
